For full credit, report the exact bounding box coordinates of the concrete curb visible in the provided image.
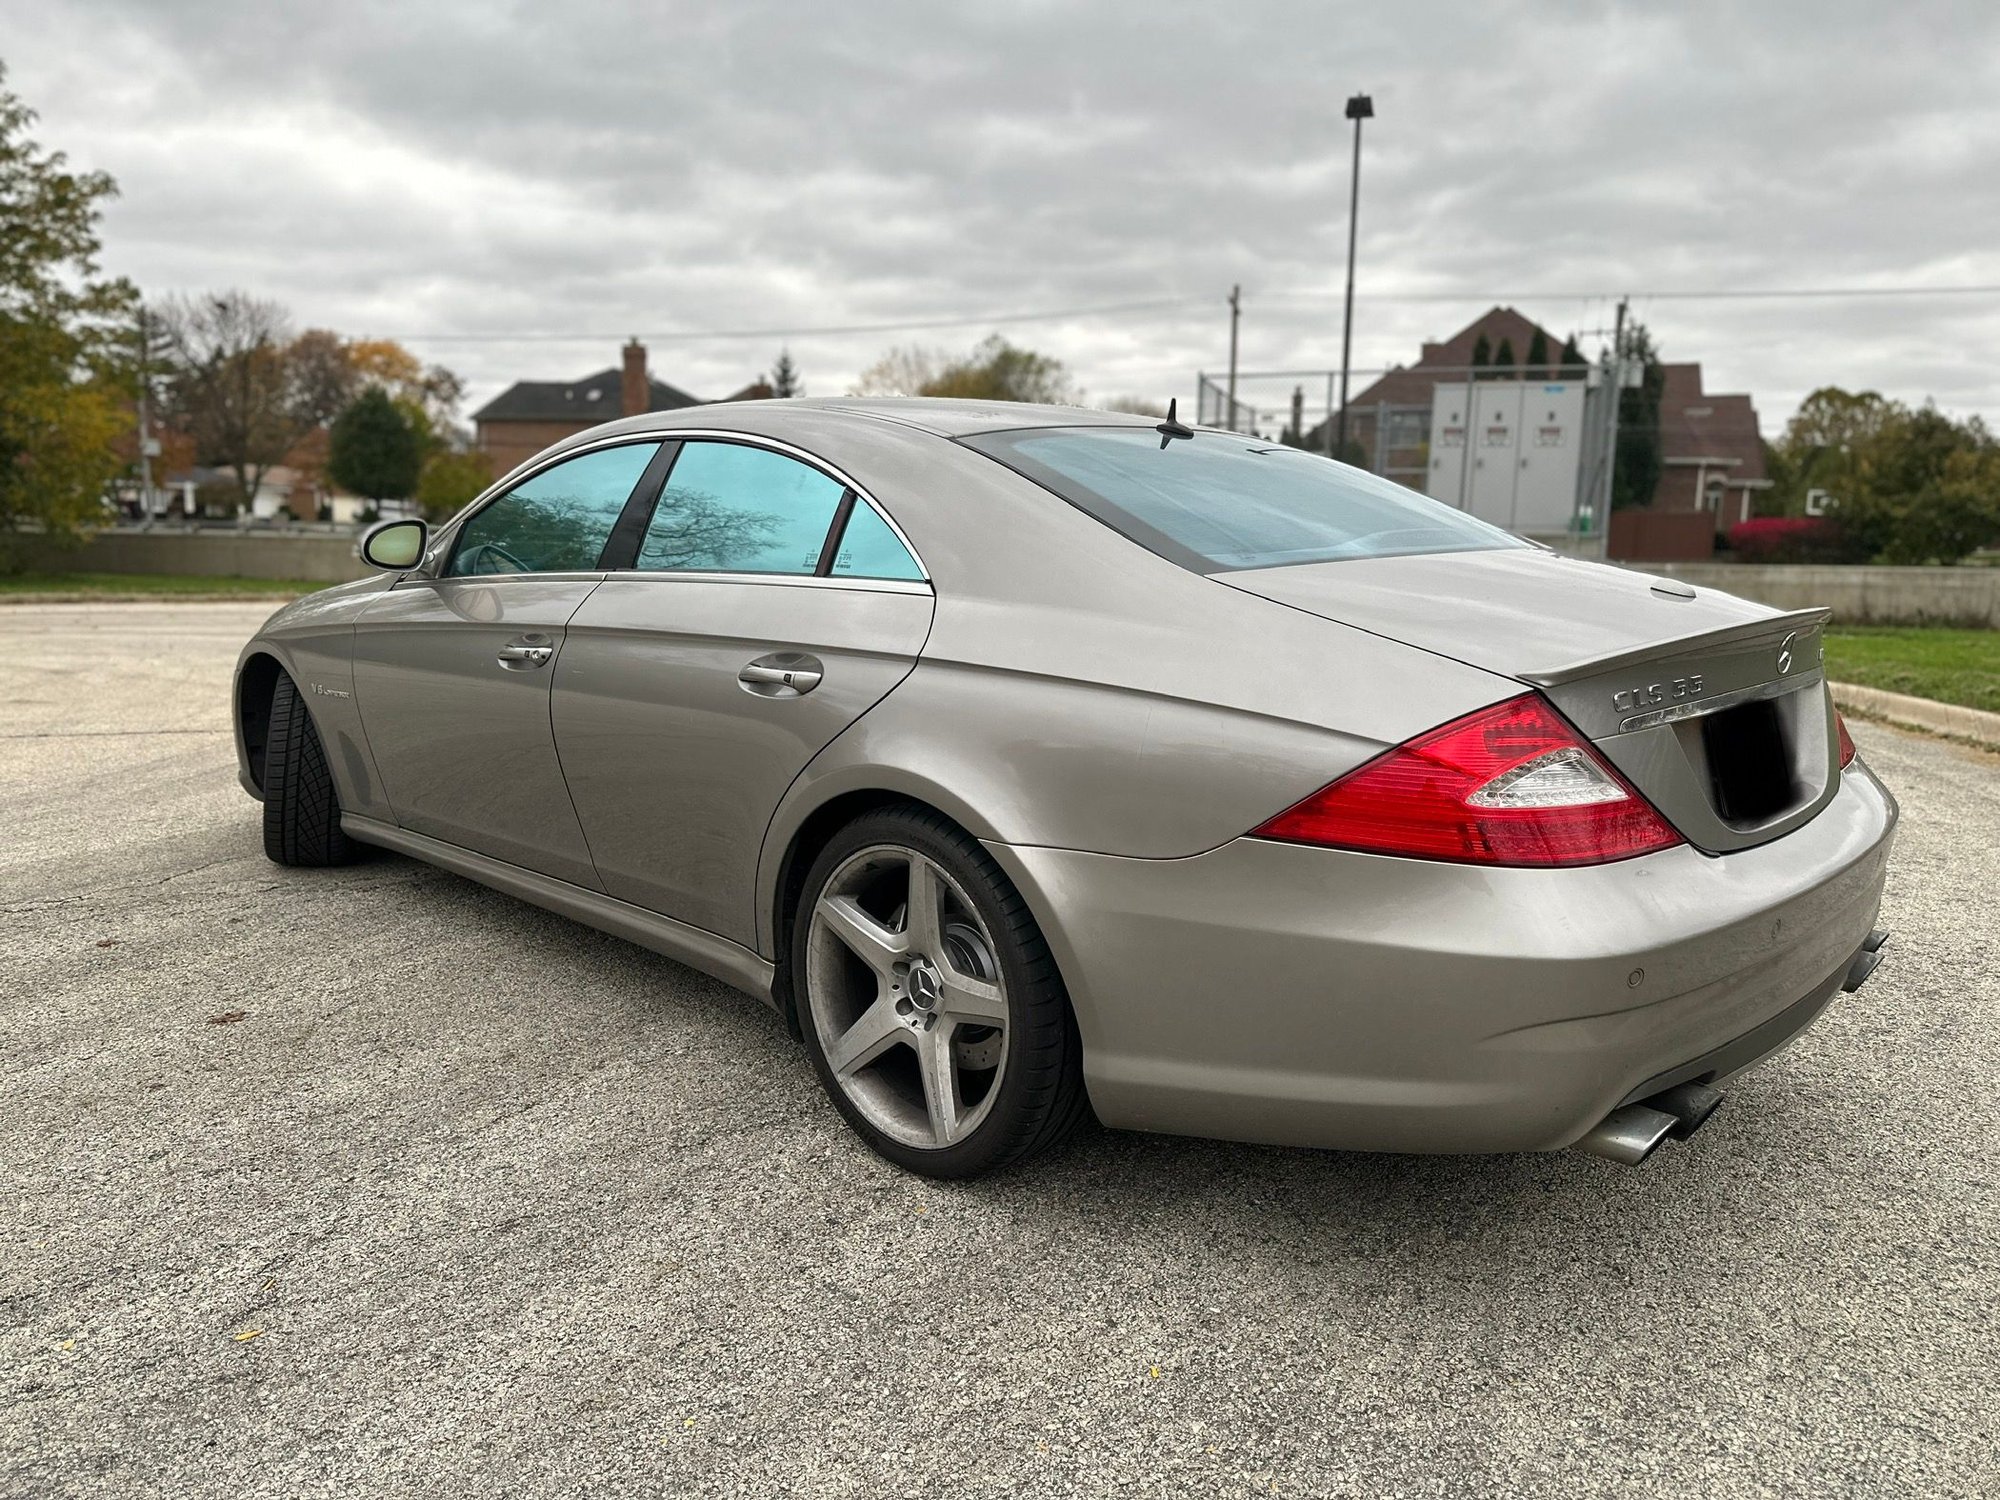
[1831,680,2000,752]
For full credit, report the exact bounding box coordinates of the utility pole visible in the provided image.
[1225,285,1241,432]
[1587,297,1627,552]
[1334,93,1374,462]
[1290,385,1304,447]
[135,307,157,523]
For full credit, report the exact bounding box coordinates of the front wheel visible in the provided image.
[262,671,364,868]
[793,805,1087,1179]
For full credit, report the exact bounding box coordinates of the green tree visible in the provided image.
[328,386,421,503]
[414,447,493,521]
[1559,336,1586,379]
[769,349,802,398]
[1493,337,1516,379]
[1470,333,1492,374]
[1766,387,2000,562]
[1612,322,1664,509]
[0,65,139,564]
[1525,329,1549,380]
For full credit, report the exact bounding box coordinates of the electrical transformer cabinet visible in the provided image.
[1426,381,1585,536]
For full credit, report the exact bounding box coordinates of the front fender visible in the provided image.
[231,578,395,819]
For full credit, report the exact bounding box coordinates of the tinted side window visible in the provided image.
[636,442,844,574]
[829,502,924,580]
[449,442,659,576]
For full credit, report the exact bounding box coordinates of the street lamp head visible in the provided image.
[1345,94,1374,121]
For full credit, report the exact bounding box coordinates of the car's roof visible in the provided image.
[702,396,1167,439]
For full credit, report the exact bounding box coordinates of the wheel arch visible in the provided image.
[235,650,286,797]
[759,772,1022,1039]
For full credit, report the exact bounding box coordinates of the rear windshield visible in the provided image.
[960,426,1527,573]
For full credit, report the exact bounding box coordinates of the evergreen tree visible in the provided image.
[1559,336,1586,379]
[1612,323,1665,510]
[1493,338,1516,378]
[328,386,421,503]
[1525,329,1549,380]
[1470,333,1492,374]
[770,349,802,398]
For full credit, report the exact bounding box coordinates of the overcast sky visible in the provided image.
[9,0,1999,432]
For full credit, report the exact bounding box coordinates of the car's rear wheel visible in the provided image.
[262,671,363,868]
[794,805,1087,1178]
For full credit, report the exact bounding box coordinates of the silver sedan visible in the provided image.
[234,398,1897,1178]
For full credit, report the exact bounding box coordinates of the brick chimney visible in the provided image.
[621,338,648,417]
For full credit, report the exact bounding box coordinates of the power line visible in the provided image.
[381,295,1208,343]
[1264,283,2000,304]
[375,279,2000,348]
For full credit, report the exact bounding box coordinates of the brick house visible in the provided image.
[472,339,704,478]
[1306,307,1580,488]
[1309,307,1768,547]
[1651,362,1771,533]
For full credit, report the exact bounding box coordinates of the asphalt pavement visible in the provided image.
[3,601,1996,1499]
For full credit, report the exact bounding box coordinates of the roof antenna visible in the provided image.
[1155,397,1194,450]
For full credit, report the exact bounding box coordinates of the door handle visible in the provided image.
[497,636,555,670]
[738,652,823,698]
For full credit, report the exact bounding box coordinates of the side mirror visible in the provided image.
[360,517,429,572]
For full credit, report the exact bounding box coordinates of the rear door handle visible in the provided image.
[738,652,823,697]
[497,636,555,670]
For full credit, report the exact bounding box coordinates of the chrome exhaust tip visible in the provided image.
[1571,1104,1680,1166]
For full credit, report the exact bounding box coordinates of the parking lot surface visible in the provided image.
[3,601,1997,1499]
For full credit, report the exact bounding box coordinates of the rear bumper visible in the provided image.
[985,760,1898,1154]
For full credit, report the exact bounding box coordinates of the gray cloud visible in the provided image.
[10,0,1999,431]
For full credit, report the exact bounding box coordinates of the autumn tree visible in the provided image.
[854,335,1072,404]
[0,65,139,563]
[157,291,306,508]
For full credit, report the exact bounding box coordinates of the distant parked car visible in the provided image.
[233,399,1897,1177]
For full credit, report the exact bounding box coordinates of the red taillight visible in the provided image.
[1836,711,1856,768]
[1251,693,1683,867]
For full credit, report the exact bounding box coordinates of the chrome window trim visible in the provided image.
[390,569,609,591]
[594,570,933,597]
[622,429,930,584]
[425,433,669,578]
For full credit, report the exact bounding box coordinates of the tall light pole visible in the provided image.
[1333,92,1373,463]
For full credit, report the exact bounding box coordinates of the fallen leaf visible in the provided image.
[1149,1365,1162,1379]
[233,1328,263,1343]
[683,1418,697,1428]
[95,938,118,949]
[59,1339,75,1351]
[208,1011,247,1026]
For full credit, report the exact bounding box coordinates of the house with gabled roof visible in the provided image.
[472,339,707,478]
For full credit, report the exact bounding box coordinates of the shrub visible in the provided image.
[1726,516,1852,564]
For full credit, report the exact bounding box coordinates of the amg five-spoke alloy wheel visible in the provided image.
[794,805,1086,1178]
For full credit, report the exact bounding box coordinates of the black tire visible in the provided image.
[262,672,363,868]
[793,803,1089,1179]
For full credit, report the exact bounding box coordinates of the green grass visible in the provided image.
[0,572,336,600]
[1825,627,2000,713]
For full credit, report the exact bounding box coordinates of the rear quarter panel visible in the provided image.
[750,413,1521,953]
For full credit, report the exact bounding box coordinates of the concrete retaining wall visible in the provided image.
[1628,563,2000,627]
[25,529,372,584]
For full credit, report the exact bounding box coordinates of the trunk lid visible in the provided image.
[1220,548,1840,854]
